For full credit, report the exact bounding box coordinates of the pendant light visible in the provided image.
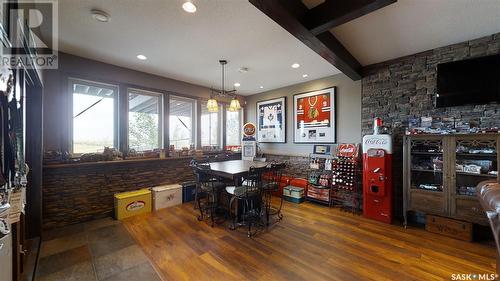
[228,97,241,112]
[207,60,239,113]
[206,92,218,113]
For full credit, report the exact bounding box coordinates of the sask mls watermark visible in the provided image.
[1,0,58,69]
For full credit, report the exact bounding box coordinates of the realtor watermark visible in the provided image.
[1,0,58,69]
[451,273,498,280]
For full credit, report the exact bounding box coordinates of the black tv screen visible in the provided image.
[435,54,500,108]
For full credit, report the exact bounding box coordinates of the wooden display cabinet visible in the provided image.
[403,134,500,227]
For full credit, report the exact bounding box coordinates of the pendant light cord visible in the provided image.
[221,62,225,95]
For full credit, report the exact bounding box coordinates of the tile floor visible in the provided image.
[36,218,163,281]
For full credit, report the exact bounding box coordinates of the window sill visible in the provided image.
[43,156,194,169]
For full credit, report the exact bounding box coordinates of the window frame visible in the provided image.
[169,95,197,149]
[200,100,223,149]
[68,78,119,155]
[126,87,164,152]
[225,106,244,148]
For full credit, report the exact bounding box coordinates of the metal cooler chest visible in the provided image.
[283,186,305,203]
[152,184,182,211]
[114,189,152,220]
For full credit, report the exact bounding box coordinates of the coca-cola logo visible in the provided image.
[364,138,388,145]
[337,143,359,157]
[339,147,354,153]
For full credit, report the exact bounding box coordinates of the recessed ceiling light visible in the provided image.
[238,67,249,73]
[136,54,147,60]
[259,86,264,89]
[182,1,197,13]
[91,9,110,22]
[302,74,308,78]
[234,82,241,87]
[291,63,300,69]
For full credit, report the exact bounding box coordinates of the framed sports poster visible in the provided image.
[293,87,336,143]
[256,97,286,143]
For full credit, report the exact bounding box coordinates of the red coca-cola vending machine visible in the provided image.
[362,119,393,224]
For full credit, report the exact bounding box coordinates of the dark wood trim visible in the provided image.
[315,32,362,80]
[25,80,43,239]
[249,0,363,80]
[304,0,396,35]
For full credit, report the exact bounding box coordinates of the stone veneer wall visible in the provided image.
[42,158,195,229]
[264,154,310,179]
[362,33,500,218]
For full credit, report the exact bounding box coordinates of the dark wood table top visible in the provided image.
[209,160,268,177]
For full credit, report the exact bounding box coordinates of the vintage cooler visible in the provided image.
[182,181,196,203]
[114,189,152,220]
[283,186,305,203]
[152,184,182,210]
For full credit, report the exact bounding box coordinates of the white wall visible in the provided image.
[245,73,362,156]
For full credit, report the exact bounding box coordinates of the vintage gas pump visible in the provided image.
[362,118,393,224]
[241,122,257,161]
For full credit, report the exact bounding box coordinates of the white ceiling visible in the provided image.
[52,0,340,96]
[50,0,500,94]
[330,0,500,66]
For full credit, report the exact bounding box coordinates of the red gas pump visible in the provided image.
[362,125,393,224]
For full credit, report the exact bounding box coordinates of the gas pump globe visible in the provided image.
[241,122,257,161]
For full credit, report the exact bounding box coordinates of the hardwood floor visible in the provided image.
[123,199,496,281]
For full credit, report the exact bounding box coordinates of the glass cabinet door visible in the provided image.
[409,138,445,193]
[454,137,498,198]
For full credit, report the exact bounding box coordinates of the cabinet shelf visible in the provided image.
[411,169,442,173]
[454,194,477,200]
[456,171,497,178]
[456,153,497,159]
[410,188,444,194]
[411,151,443,156]
[308,182,330,189]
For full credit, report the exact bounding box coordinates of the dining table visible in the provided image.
[209,160,268,185]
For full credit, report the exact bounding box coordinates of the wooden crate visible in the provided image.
[425,215,472,241]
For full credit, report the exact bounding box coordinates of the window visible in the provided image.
[128,89,162,151]
[169,96,195,149]
[201,101,221,148]
[71,79,117,154]
[226,108,242,147]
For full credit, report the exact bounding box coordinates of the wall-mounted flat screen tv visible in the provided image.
[436,53,500,108]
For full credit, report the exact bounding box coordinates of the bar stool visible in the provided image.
[226,166,266,237]
[262,162,286,226]
[191,161,226,227]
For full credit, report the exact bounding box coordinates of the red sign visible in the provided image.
[337,143,360,158]
[243,122,256,137]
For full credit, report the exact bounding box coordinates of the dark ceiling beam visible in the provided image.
[305,0,397,35]
[249,0,363,80]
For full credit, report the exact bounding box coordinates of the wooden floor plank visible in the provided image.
[123,199,496,281]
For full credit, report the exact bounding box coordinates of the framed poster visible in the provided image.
[293,87,336,143]
[256,97,286,143]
